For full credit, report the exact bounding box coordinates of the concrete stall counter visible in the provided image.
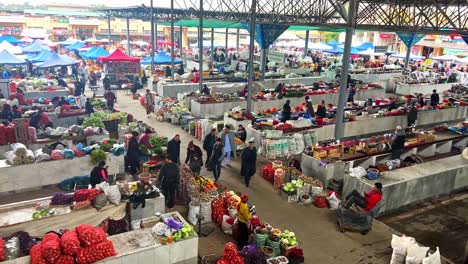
[0,153,124,194]
[22,89,69,100]
[395,82,454,95]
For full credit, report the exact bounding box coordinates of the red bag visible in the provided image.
[56,255,75,264]
[73,189,101,202]
[76,225,107,247]
[0,238,4,261]
[314,196,328,208]
[61,231,81,256]
[30,244,47,264]
[76,241,116,264]
[41,235,61,264]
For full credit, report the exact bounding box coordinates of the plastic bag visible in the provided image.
[221,215,234,235]
[327,192,341,210]
[391,234,417,264]
[405,243,429,264]
[422,247,441,264]
[350,167,367,178]
[61,149,75,160]
[107,186,121,205]
[93,193,108,210]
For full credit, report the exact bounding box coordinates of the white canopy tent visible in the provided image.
[0,41,22,55]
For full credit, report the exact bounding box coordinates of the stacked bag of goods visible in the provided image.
[217,242,245,264]
[261,163,275,182]
[30,225,116,264]
[390,234,440,264]
[0,123,17,145]
[3,143,35,165]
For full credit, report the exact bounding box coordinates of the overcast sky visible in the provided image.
[1,0,175,8]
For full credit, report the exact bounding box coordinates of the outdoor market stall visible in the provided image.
[350,67,403,92]
[395,82,456,95]
[98,49,140,88]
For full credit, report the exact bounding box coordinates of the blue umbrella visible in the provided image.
[66,42,85,51]
[0,36,22,45]
[82,47,109,60]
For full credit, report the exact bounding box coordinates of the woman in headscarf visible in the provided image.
[281,99,292,122]
[236,194,252,249]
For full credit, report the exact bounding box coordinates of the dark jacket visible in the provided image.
[282,103,291,121]
[407,107,418,121]
[203,133,216,151]
[90,167,107,187]
[167,138,181,163]
[391,131,406,150]
[240,147,257,177]
[430,93,439,106]
[126,137,141,160]
[316,105,326,119]
[185,145,203,164]
[237,129,247,142]
[85,101,94,114]
[387,101,398,111]
[159,162,179,190]
[210,143,224,163]
[305,101,314,116]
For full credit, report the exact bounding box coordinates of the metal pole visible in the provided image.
[335,0,356,140]
[260,49,267,81]
[150,0,155,75]
[246,0,257,113]
[126,17,131,56]
[107,16,111,45]
[210,28,214,63]
[304,30,309,57]
[155,23,158,52]
[236,28,240,50]
[225,28,229,62]
[170,0,175,83]
[198,0,204,92]
[404,46,411,69]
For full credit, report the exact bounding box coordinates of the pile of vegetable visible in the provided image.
[149,136,168,156]
[90,150,106,165]
[90,100,106,109]
[279,230,297,247]
[282,183,296,195]
[172,224,195,242]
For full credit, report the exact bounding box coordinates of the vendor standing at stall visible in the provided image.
[281,100,292,123]
[85,98,94,116]
[304,96,315,117]
[144,89,155,118]
[237,194,252,249]
[203,129,217,166]
[159,156,179,209]
[104,90,117,111]
[126,131,141,177]
[90,161,109,187]
[391,126,406,159]
[219,125,237,167]
[11,105,21,120]
[407,103,418,127]
[241,140,257,187]
[103,75,111,90]
[167,134,181,164]
[430,89,440,107]
[139,128,153,149]
[316,100,327,119]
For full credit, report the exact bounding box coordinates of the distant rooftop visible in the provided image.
[24,8,101,17]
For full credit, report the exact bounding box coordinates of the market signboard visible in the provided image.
[268,51,285,65]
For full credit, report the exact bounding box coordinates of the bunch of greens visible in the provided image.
[82,114,105,128]
[149,136,168,156]
[100,139,117,152]
[90,149,107,164]
[91,100,106,108]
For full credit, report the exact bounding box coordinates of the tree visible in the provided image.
[322,32,340,43]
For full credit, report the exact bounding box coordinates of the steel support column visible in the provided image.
[210,28,214,63]
[155,23,158,51]
[225,28,229,62]
[246,0,257,113]
[179,26,183,49]
[335,0,356,140]
[198,0,204,92]
[150,0,155,75]
[126,17,131,56]
[304,30,309,57]
[236,28,240,51]
[107,16,111,45]
[404,47,411,69]
[260,49,267,81]
[170,0,175,83]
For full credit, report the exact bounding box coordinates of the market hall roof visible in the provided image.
[99,0,468,35]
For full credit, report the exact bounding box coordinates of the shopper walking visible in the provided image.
[237,194,252,249]
[167,134,181,164]
[209,138,224,181]
[104,90,116,111]
[203,129,216,166]
[391,126,406,159]
[240,140,257,187]
[185,141,203,175]
[407,103,418,127]
[126,131,141,177]
[159,156,179,209]
[144,89,155,118]
[219,125,237,167]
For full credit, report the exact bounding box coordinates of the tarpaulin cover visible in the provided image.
[241,23,289,49]
[355,42,374,50]
[97,48,140,62]
[141,51,182,65]
[397,32,425,48]
[22,40,51,53]
[327,39,340,46]
[28,49,53,63]
[65,42,85,51]
[0,50,27,65]
[35,53,78,68]
[82,47,109,60]
[0,36,22,45]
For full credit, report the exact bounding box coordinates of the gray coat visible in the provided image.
[218,131,237,158]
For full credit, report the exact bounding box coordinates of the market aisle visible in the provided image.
[116,91,395,263]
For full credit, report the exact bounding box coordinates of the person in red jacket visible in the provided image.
[343,182,383,212]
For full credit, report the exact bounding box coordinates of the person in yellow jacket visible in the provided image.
[237,194,251,249]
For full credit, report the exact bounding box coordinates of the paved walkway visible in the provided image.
[116,91,395,263]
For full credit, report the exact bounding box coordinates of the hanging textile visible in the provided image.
[241,23,289,49]
[396,32,426,48]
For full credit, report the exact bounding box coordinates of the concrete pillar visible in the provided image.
[107,16,111,45]
[236,28,240,50]
[210,28,214,63]
[404,46,412,69]
[246,0,257,113]
[179,26,183,49]
[260,49,267,81]
[304,30,309,57]
[225,28,229,61]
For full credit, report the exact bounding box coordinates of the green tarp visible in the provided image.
[174,19,242,28]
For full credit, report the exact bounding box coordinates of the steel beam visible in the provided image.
[236,28,240,50]
[335,0,357,140]
[247,0,257,114]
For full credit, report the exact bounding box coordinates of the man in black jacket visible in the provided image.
[167,134,181,164]
[159,156,179,209]
[391,126,406,159]
[407,103,418,127]
[203,129,216,166]
[430,89,440,107]
[210,137,224,181]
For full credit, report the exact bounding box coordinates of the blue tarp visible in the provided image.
[27,49,53,63]
[22,40,50,53]
[79,46,97,57]
[242,23,289,49]
[65,42,85,51]
[141,51,182,65]
[0,50,26,65]
[36,53,78,68]
[0,36,22,45]
[326,46,361,54]
[396,32,426,48]
[355,42,374,50]
[82,47,109,60]
[327,39,340,46]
